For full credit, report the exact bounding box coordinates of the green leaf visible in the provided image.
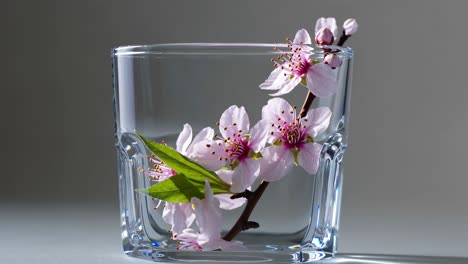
[137,174,203,203]
[137,174,233,203]
[137,134,232,201]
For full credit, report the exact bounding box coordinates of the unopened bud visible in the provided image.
[315,17,338,38]
[315,28,334,45]
[343,18,358,36]
[324,54,342,69]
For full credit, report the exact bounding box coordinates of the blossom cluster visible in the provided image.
[142,17,357,251]
[146,97,331,250]
[260,17,357,96]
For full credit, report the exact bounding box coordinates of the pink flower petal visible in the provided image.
[177,181,246,251]
[203,238,246,251]
[230,159,260,193]
[259,67,290,90]
[215,194,246,210]
[191,139,227,171]
[192,181,223,238]
[162,202,196,236]
[297,143,322,175]
[262,98,296,142]
[180,203,196,227]
[262,97,295,124]
[259,65,302,96]
[259,146,294,182]
[217,239,246,251]
[186,127,214,155]
[248,120,269,152]
[306,63,337,97]
[177,228,202,250]
[176,124,193,154]
[196,234,218,250]
[302,107,332,137]
[268,76,301,96]
[293,28,312,44]
[162,203,188,235]
[162,202,173,225]
[219,105,250,139]
[215,169,233,184]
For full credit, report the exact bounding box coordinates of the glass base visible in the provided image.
[125,245,333,263]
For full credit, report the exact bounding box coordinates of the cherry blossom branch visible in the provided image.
[223,31,353,242]
[299,92,317,118]
[223,90,318,242]
[230,190,254,199]
[302,31,353,114]
[223,181,269,241]
[336,31,349,46]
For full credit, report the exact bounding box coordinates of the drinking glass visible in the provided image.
[112,43,353,262]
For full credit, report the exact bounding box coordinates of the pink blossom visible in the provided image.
[144,124,214,182]
[343,18,359,36]
[143,154,176,182]
[172,124,250,213]
[192,106,268,193]
[176,124,214,157]
[155,124,245,236]
[259,98,332,182]
[162,203,196,235]
[259,29,337,97]
[159,124,213,235]
[175,181,245,251]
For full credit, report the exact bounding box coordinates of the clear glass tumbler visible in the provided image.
[112,43,353,263]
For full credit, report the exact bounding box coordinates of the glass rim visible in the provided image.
[112,43,353,58]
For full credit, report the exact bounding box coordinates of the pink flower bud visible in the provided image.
[315,17,338,39]
[324,54,342,69]
[315,28,334,45]
[343,18,358,36]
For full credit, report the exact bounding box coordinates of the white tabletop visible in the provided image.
[1,203,466,264]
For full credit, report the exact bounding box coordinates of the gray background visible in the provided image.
[3,0,468,262]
